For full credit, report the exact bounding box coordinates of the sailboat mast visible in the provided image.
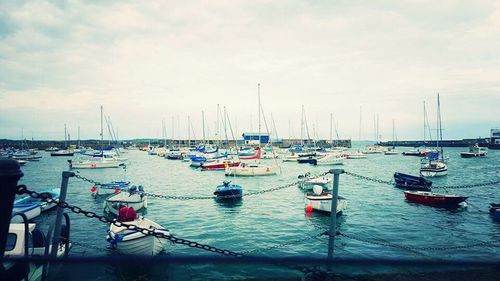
[423,101,426,145]
[188,116,191,147]
[358,106,362,141]
[392,119,395,148]
[64,124,67,148]
[301,106,304,145]
[78,126,80,148]
[437,93,443,156]
[258,83,261,148]
[202,110,206,144]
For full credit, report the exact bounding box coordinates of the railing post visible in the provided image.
[50,171,74,258]
[328,169,344,264]
[0,159,23,257]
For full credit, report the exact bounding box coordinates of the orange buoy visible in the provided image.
[305,205,314,212]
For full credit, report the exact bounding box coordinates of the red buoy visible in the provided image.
[114,189,121,194]
[90,186,97,192]
[305,205,314,212]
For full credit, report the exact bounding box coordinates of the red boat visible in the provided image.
[239,147,261,160]
[201,159,241,171]
[404,191,468,207]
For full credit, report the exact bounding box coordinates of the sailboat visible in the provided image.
[384,120,398,155]
[225,83,277,177]
[51,124,75,156]
[68,106,120,169]
[419,94,447,177]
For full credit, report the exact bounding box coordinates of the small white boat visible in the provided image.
[312,153,345,165]
[460,144,487,158]
[107,215,169,256]
[11,189,59,222]
[105,187,147,215]
[225,162,277,176]
[346,151,367,159]
[282,152,299,162]
[384,148,398,155]
[68,158,120,169]
[304,186,348,214]
[299,174,332,190]
[420,160,448,177]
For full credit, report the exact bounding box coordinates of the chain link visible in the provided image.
[74,172,102,186]
[242,231,328,254]
[16,184,243,257]
[338,232,500,252]
[344,171,500,190]
[343,171,394,185]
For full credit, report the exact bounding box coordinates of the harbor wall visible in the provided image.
[378,138,493,148]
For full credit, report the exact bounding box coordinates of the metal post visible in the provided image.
[328,169,344,262]
[50,171,74,258]
[0,159,23,256]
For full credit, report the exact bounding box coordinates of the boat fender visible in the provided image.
[313,185,323,195]
[90,186,97,193]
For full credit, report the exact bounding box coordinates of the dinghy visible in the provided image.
[105,186,147,215]
[304,185,348,214]
[91,181,130,196]
[106,207,169,255]
[393,172,432,191]
[214,181,243,199]
[11,189,59,222]
[403,191,468,207]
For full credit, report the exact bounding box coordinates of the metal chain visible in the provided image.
[16,185,243,257]
[343,171,394,185]
[338,232,500,252]
[73,172,102,186]
[433,180,500,189]
[79,171,332,201]
[242,231,328,254]
[344,171,500,189]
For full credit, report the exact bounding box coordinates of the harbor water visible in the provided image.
[17,144,500,280]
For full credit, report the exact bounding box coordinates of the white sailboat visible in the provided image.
[420,94,448,177]
[225,83,277,177]
[384,120,399,155]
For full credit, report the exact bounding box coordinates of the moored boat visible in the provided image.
[298,173,332,190]
[403,191,468,207]
[225,162,277,176]
[490,203,500,221]
[460,144,487,158]
[11,189,59,222]
[393,172,432,191]
[91,181,131,196]
[201,159,240,171]
[419,152,447,177]
[50,149,74,156]
[304,185,348,214]
[68,158,120,169]
[105,186,147,215]
[213,181,243,199]
[106,207,169,255]
[312,153,345,165]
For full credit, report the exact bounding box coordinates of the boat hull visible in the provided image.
[460,152,487,158]
[304,195,347,214]
[404,191,467,207]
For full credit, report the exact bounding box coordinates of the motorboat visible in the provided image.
[68,158,120,169]
[460,144,488,158]
[312,153,345,165]
[50,149,74,157]
[213,181,243,199]
[91,181,130,196]
[304,185,348,214]
[393,172,432,191]
[403,191,468,207]
[45,147,60,152]
[16,159,28,166]
[225,162,277,176]
[11,189,60,222]
[384,148,398,155]
[201,159,240,171]
[298,173,332,190]
[105,186,147,215]
[106,207,169,255]
[297,155,317,164]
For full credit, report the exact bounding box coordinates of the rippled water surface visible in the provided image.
[17,144,500,280]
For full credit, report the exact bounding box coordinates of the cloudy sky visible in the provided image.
[1,0,499,141]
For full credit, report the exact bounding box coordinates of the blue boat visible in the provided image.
[91,181,130,196]
[490,203,500,221]
[394,172,432,191]
[214,181,243,199]
[12,189,60,222]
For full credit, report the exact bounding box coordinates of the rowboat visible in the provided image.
[11,189,59,222]
[393,172,432,191]
[403,191,468,207]
[304,185,348,214]
[213,181,243,199]
[106,208,169,256]
[105,186,147,215]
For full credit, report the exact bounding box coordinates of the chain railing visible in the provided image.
[343,171,500,189]
[75,171,331,200]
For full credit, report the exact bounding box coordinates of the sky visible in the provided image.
[1,0,499,141]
